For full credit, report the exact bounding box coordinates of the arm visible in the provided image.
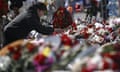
[29,17,54,35]
[35,23,54,35]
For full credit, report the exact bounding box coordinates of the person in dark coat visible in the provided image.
[100,0,109,20]
[3,2,54,46]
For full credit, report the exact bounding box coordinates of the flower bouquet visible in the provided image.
[0,34,84,72]
[52,7,73,29]
[68,41,120,72]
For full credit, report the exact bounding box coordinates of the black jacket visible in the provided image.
[3,5,54,46]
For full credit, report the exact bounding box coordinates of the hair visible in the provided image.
[28,2,47,14]
[35,2,47,11]
[28,2,47,11]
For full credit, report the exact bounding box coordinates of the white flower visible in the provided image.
[94,22,104,29]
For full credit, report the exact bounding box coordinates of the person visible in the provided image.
[83,0,92,21]
[84,0,99,23]
[3,2,54,46]
[107,0,118,17]
[9,0,26,18]
[0,0,8,48]
[100,0,109,20]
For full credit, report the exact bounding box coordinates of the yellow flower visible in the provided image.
[42,47,51,57]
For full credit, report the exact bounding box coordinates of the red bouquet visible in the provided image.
[52,7,73,29]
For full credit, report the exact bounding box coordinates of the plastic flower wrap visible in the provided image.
[0,56,11,71]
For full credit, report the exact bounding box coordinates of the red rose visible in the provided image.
[14,45,21,52]
[8,46,14,53]
[83,32,90,39]
[112,63,119,70]
[8,45,21,53]
[26,43,36,52]
[61,34,72,45]
[102,59,109,70]
[72,22,77,30]
[87,24,93,28]
[34,54,47,65]
[102,53,112,58]
[81,67,92,72]
[107,27,113,33]
[81,68,88,72]
[12,52,21,61]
